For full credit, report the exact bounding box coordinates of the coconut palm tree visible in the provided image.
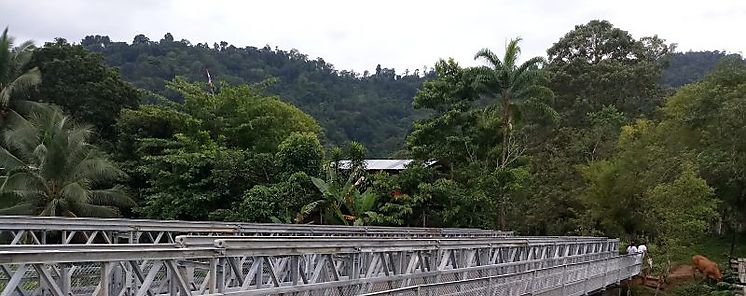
[0,104,133,217]
[473,38,554,167]
[0,27,41,116]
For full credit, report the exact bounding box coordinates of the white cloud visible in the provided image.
[2,0,744,72]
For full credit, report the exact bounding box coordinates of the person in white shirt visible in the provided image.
[637,241,653,270]
[637,243,647,255]
[626,241,638,254]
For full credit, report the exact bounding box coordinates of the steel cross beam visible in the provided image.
[0,216,513,245]
[0,236,636,296]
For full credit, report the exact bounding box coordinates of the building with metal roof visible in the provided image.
[335,159,436,172]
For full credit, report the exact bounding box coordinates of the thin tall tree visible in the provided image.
[473,38,554,167]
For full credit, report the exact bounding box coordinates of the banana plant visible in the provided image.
[310,166,381,226]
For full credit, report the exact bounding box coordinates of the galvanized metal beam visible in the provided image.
[0,216,637,296]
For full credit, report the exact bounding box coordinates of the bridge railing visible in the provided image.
[0,235,629,296]
[0,216,514,245]
[359,254,642,296]
[0,216,636,296]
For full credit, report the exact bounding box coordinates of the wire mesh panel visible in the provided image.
[359,254,641,296]
[532,267,564,292]
[70,263,101,295]
[0,265,39,296]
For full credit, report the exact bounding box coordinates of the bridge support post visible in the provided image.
[101,262,112,296]
[529,269,536,294]
[208,258,217,294]
[217,258,226,293]
[181,264,193,295]
[487,275,494,296]
[165,264,173,296]
[349,254,360,295]
[255,256,264,289]
[561,264,567,295]
[112,262,123,296]
[59,264,71,296]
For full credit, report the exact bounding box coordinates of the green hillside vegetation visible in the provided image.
[1,20,745,277]
[81,34,432,156]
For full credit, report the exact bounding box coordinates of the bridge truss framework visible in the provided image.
[0,216,642,296]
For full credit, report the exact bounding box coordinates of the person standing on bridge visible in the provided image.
[637,241,647,255]
[637,240,653,270]
[626,240,638,254]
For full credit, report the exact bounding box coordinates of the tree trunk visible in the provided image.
[497,92,512,230]
[500,92,512,167]
[499,196,507,230]
[730,230,737,258]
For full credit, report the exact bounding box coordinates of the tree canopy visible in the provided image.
[0,21,743,267]
[24,38,139,143]
[116,79,322,220]
[546,20,670,123]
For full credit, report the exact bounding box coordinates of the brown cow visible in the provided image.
[691,255,723,282]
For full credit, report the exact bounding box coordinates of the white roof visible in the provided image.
[336,159,436,171]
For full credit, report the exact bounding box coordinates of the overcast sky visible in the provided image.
[2,0,745,72]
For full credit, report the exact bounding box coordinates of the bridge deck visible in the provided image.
[0,216,641,296]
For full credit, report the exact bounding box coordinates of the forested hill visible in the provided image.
[661,50,744,88]
[81,33,734,156]
[81,34,433,157]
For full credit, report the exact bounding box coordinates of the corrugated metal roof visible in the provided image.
[335,159,436,171]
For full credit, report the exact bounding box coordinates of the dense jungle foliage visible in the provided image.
[1,21,745,266]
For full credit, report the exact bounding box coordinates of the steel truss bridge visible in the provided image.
[0,216,642,296]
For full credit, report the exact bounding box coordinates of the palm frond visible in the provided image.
[66,124,94,146]
[0,147,27,171]
[471,66,499,94]
[3,112,39,156]
[88,186,134,208]
[0,202,35,215]
[514,85,554,102]
[70,154,123,182]
[514,57,545,77]
[1,171,46,196]
[10,47,35,76]
[0,27,12,84]
[60,182,88,204]
[75,204,120,218]
[11,100,45,114]
[13,39,34,51]
[517,97,560,124]
[474,48,503,69]
[512,69,541,93]
[503,37,523,69]
[0,67,41,106]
